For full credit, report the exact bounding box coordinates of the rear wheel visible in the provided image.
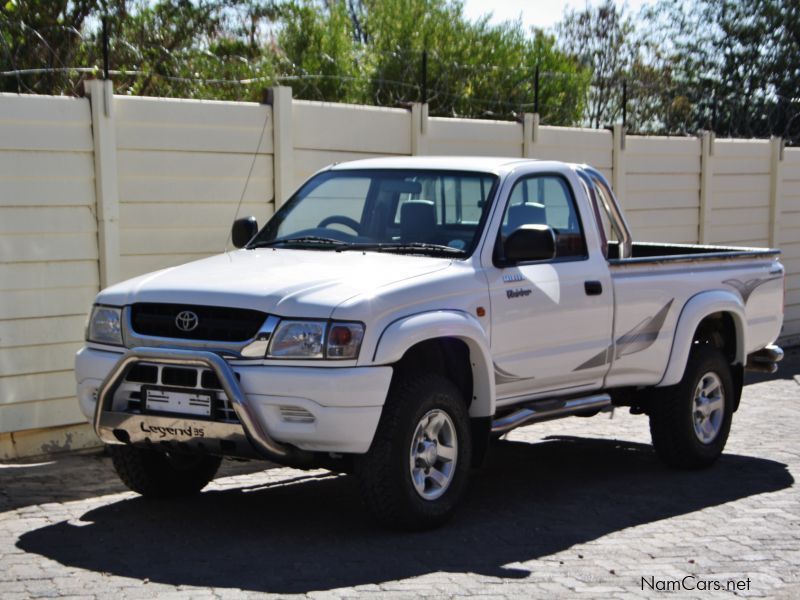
[356,373,472,530]
[109,445,221,497]
[649,344,734,469]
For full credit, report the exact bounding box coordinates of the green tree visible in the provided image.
[556,0,640,128]
[101,0,278,101]
[2,0,591,126]
[643,0,800,143]
[276,0,363,102]
[278,0,589,123]
[1,0,105,94]
[1,0,278,100]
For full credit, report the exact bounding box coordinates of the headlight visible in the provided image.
[87,305,123,346]
[268,320,326,358]
[266,319,365,359]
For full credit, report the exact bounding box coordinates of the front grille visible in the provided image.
[119,363,240,423]
[162,366,197,387]
[130,303,267,342]
[126,364,158,384]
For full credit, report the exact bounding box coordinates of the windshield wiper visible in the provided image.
[250,237,464,256]
[249,236,349,249]
[337,242,464,256]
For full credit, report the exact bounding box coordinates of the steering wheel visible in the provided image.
[317,215,361,234]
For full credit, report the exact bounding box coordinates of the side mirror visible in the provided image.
[232,216,258,248]
[504,224,556,263]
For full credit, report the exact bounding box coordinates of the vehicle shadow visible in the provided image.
[17,435,793,593]
[0,451,274,513]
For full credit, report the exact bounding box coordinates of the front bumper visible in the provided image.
[76,346,392,458]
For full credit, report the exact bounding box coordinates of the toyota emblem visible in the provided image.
[175,310,199,332]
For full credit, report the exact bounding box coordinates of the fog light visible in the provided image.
[279,406,315,423]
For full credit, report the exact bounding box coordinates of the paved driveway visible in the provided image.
[1,349,798,599]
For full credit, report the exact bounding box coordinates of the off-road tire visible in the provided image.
[649,344,734,469]
[109,444,221,497]
[356,373,472,530]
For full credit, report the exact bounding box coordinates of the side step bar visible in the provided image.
[746,344,784,374]
[491,393,612,435]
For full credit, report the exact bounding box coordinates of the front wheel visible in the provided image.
[649,344,734,469]
[356,373,472,530]
[108,445,221,497]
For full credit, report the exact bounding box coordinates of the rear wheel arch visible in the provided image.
[692,311,744,409]
[693,311,741,364]
[659,291,747,389]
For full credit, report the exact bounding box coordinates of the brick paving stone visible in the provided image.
[1,349,798,598]
[0,581,28,593]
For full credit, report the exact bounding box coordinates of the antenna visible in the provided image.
[225,97,271,252]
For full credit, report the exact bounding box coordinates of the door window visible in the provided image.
[500,175,587,260]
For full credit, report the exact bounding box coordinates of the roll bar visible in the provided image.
[575,165,633,260]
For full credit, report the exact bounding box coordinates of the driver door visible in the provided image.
[488,174,613,402]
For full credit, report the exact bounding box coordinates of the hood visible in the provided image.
[97,249,452,318]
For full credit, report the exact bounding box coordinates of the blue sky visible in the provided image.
[460,0,658,32]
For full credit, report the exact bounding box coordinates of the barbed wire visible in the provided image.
[1,16,797,144]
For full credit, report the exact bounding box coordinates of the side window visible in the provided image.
[441,176,492,224]
[393,175,494,225]
[501,175,587,260]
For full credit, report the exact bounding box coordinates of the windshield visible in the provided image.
[248,169,499,257]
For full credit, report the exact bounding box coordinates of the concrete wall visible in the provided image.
[1,84,798,458]
[0,94,99,449]
[115,96,276,280]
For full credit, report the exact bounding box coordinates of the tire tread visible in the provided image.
[109,445,221,497]
[649,344,733,469]
[357,372,471,530]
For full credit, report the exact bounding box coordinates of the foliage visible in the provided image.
[1,0,589,124]
[2,0,796,140]
[101,1,280,101]
[635,0,799,142]
[277,0,589,121]
[1,0,103,94]
[276,0,364,103]
[552,0,799,143]
[556,0,637,128]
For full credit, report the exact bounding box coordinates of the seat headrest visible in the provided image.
[400,200,436,243]
[507,202,546,231]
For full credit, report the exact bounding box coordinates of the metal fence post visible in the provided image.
[102,16,110,80]
[622,80,627,129]
[421,50,428,105]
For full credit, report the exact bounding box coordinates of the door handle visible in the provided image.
[584,280,603,296]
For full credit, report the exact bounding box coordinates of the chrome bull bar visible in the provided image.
[93,347,304,462]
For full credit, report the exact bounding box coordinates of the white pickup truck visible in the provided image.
[75,157,785,529]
